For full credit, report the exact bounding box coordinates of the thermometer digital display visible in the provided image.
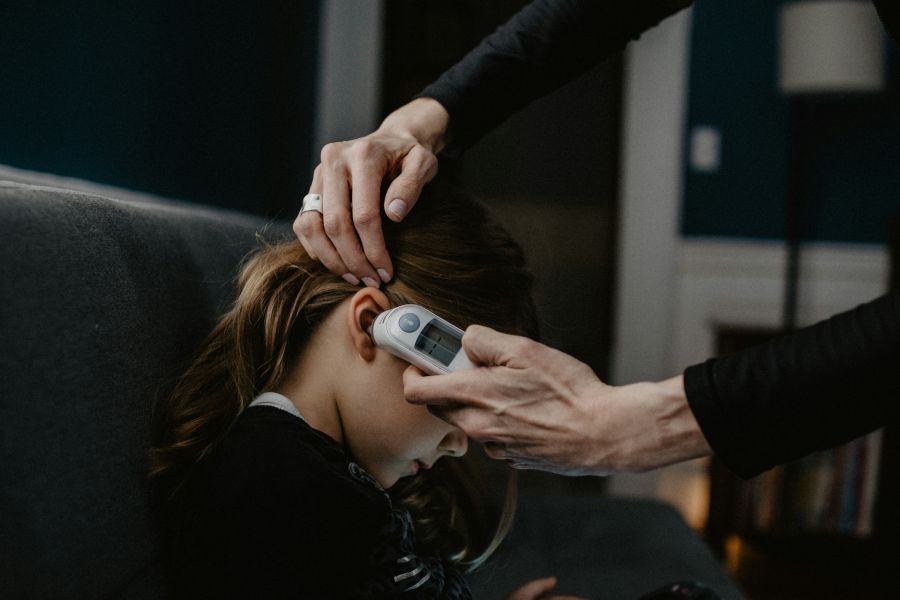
[371,304,475,375]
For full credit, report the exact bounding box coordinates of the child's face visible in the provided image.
[340,346,468,489]
[284,290,470,490]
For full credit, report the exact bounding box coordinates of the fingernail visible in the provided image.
[342,273,360,286]
[388,199,408,219]
[377,268,391,283]
[362,277,379,288]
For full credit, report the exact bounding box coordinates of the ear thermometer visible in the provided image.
[371,304,475,375]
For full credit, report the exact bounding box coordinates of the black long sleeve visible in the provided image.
[418,0,693,154]
[685,290,900,479]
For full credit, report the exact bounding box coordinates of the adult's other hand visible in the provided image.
[404,325,712,476]
[505,576,586,600]
[295,98,449,287]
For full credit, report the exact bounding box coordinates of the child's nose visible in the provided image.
[439,428,468,457]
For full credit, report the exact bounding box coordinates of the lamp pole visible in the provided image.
[783,99,817,331]
[778,0,885,331]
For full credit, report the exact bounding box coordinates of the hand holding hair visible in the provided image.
[295,98,449,287]
[404,325,713,476]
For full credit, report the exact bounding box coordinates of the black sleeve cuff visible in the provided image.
[684,359,771,479]
[684,358,774,479]
[685,291,900,480]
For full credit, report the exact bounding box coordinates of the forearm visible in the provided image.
[418,0,693,153]
[604,376,711,473]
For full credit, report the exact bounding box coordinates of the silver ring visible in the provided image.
[300,193,323,216]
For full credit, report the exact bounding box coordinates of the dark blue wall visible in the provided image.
[682,1,900,244]
[0,1,321,217]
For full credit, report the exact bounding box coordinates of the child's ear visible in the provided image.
[347,288,392,362]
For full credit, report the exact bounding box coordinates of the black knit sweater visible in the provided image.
[163,406,471,599]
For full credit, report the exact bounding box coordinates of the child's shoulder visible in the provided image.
[201,405,384,509]
[217,406,344,475]
[166,406,397,596]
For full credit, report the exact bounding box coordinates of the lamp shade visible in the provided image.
[779,0,885,95]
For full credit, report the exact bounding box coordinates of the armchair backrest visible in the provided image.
[0,166,285,598]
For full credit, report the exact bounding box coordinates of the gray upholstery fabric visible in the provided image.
[0,166,742,599]
[468,495,745,599]
[0,171,287,598]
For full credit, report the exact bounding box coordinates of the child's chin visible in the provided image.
[383,480,399,490]
[384,471,417,489]
[377,472,401,489]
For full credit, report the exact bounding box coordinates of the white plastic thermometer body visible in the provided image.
[371,304,476,375]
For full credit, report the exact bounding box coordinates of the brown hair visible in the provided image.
[149,180,537,569]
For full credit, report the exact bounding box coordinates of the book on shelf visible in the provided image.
[733,429,882,538]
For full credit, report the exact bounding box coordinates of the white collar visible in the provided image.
[247,392,305,421]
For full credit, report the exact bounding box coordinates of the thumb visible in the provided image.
[383,145,437,222]
[462,325,534,368]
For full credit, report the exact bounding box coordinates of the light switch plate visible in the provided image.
[690,125,721,173]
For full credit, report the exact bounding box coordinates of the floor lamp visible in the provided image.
[778,0,885,330]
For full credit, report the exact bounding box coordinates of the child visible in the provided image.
[148,182,564,598]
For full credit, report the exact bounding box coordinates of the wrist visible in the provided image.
[378,97,450,154]
[651,375,712,467]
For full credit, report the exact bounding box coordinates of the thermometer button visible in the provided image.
[399,313,420,333]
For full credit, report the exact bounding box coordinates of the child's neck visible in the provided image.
[275,334,345,445]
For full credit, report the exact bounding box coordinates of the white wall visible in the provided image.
[611,8,694,387]
[607,6,694,498]
[313,0,384,156]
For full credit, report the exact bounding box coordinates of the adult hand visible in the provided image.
[295,98,450,287]
[404,326,712,476]
[505,576,586,600]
